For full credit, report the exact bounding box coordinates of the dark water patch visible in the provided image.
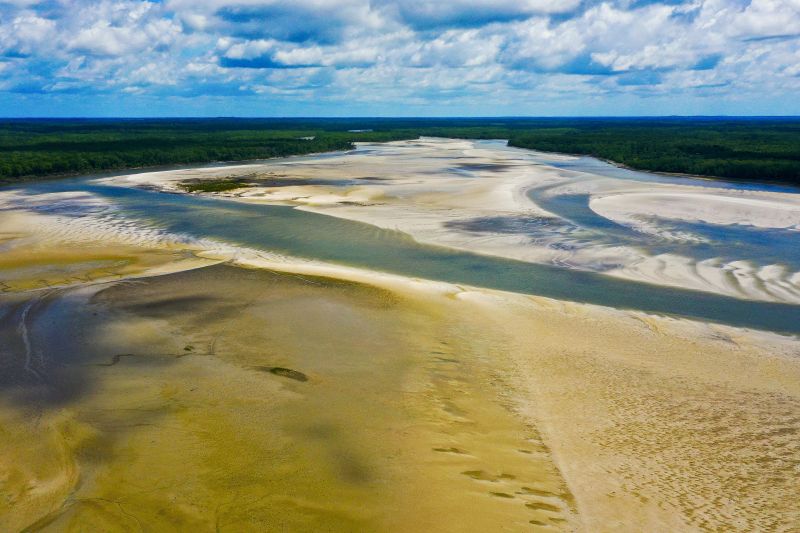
[94,353,136,367]
[519,486,558,498]
[111,295,219,317]
[445,215,576,236]
[433,447,468,454]
[528,190,640,240]
[462,470,496,481]
[0,291,93,406]
[444,162,513,177]
[454,162,514,172]
[525,501,562,513]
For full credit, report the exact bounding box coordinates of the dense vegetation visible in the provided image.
[0,119,413,184]
[504,119,800,185]
[1,118,799,186]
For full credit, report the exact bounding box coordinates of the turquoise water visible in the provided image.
[8,149,800,335]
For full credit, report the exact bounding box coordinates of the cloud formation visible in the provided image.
[0,0,798,115]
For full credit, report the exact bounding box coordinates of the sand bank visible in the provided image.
[0,263,580,532]
[590,191,800,231]
[4,249,798,531]
[2,178,800,531]
[227,246,800,531]
[198,240,800,531]
[0,193,216,292]
[99,138,800,305]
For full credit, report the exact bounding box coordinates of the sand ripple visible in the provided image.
[97,138,800,305]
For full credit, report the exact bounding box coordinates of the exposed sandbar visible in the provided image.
[100,138,800,304]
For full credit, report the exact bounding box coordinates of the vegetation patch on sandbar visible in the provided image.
[179,178,250,193]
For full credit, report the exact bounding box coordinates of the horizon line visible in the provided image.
[2,115,800,120]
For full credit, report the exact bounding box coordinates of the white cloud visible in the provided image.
[0,0,798,111]
[0,12,56,56]
[729,0,800,38]
[66,2,182,57]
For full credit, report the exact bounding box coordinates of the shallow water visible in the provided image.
[8,164,800,334]
[3,141,800,531]
[528,190,800,271]
[468,139,800,274]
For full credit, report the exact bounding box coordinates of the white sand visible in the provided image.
[74,137,800,304]
[186,236,800,531]
[590,191,800,230]
[4,170,800,531]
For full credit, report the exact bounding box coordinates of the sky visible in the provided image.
[0,0,799,117]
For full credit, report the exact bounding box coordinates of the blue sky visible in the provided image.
[1,0,799,116]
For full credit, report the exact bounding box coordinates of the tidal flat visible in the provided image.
[0,263,577,531]
[2,138,800,532]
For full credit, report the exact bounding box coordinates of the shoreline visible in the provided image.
[97,137,800,307]
[5,134,800,194]
[2,186,800,531]
[0,147,362,190]
[515,145,800,193]
[7,241,800,531]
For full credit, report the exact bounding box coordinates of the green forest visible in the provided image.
[1,118,799,186]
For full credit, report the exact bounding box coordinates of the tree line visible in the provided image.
[2,118,798,186]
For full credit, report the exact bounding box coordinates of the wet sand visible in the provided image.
[3,251,799,531]
[2,144,800,531]
[0,264,577,532]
